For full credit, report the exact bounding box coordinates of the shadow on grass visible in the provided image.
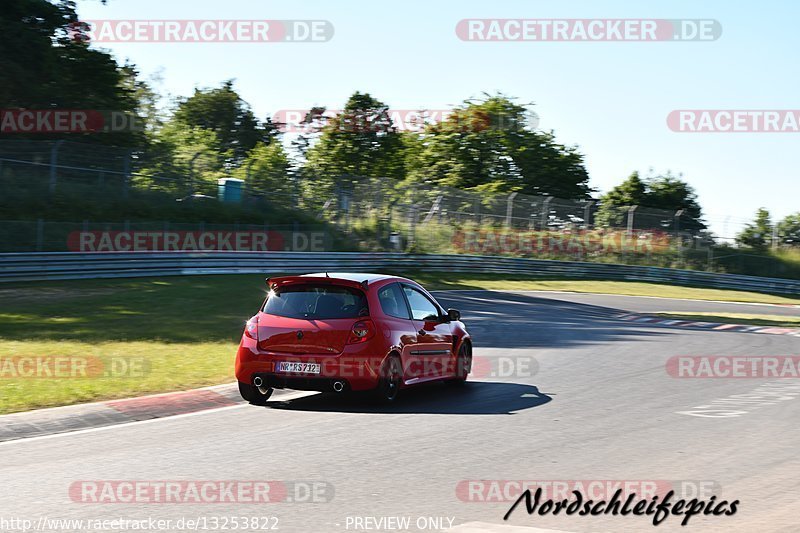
[0,275,269,343]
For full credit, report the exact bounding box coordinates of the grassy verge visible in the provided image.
[404,272,800,305]
[1,273,798,414]
[0,340,233,414]
[652,312,800,329]
[0,276,264,414]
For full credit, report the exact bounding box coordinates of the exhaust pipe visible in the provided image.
[253,375,270,395]
[332,380,345,393]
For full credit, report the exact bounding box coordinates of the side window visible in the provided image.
[378,283,410,319]
[403,286,440,322]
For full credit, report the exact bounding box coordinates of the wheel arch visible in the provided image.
[456,335,472,355]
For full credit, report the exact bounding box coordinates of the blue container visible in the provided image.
[217,178,244,203]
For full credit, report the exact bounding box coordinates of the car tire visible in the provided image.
[375,354,403,403]
[238,380,273,406]
[452,342,471,385]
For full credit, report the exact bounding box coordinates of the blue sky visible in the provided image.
[75,0,799,239]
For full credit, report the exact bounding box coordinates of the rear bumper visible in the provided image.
[235,344,386,392]
[254,373,350,393]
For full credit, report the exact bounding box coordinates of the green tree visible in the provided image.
[595,172,705,231]
[594,172,647,227]
[234,143,292,199]
[642,173,705,232]
[119,65,163,136]
[408,94,591,199]
[172,80,278,164]
[136,123,229,194]
[0,0,140,145]
[303,92,407,180]
[117,64,163,152]
[143,80,284,194]
[736,208,773,249]
[776,212,800,246]
[301,92,408,211]
[288,106,328,160]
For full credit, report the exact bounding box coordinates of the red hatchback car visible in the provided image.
[235,273,472,403]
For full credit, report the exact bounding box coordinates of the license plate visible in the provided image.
[275,362,321,374]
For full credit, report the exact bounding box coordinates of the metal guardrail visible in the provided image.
[0,252,798,296]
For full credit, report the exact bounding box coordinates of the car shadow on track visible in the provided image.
[263,381,551,415]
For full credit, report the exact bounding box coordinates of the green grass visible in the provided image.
[652,312,800,329]
[1,273,798,414]
[0,276,268,413]
[0,340,233,414]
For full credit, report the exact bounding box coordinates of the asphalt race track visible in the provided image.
[2,291,798,533]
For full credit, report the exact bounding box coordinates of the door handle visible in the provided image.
[418,329,427,336]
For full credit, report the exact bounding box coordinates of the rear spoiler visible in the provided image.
[266,275,370,291]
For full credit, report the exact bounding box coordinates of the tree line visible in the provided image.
[3,0,798,247]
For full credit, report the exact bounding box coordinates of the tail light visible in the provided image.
[244,316,259,341]
[347,320,375,344]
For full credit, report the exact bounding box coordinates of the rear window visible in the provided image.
[262,285,368,319]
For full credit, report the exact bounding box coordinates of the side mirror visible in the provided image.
[447,308,461,322]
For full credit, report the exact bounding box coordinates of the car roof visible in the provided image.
[301,272,407,284]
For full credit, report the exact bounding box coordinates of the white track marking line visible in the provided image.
[0,404,246,447]
[0,391,316,447]
[0,382,240,419]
